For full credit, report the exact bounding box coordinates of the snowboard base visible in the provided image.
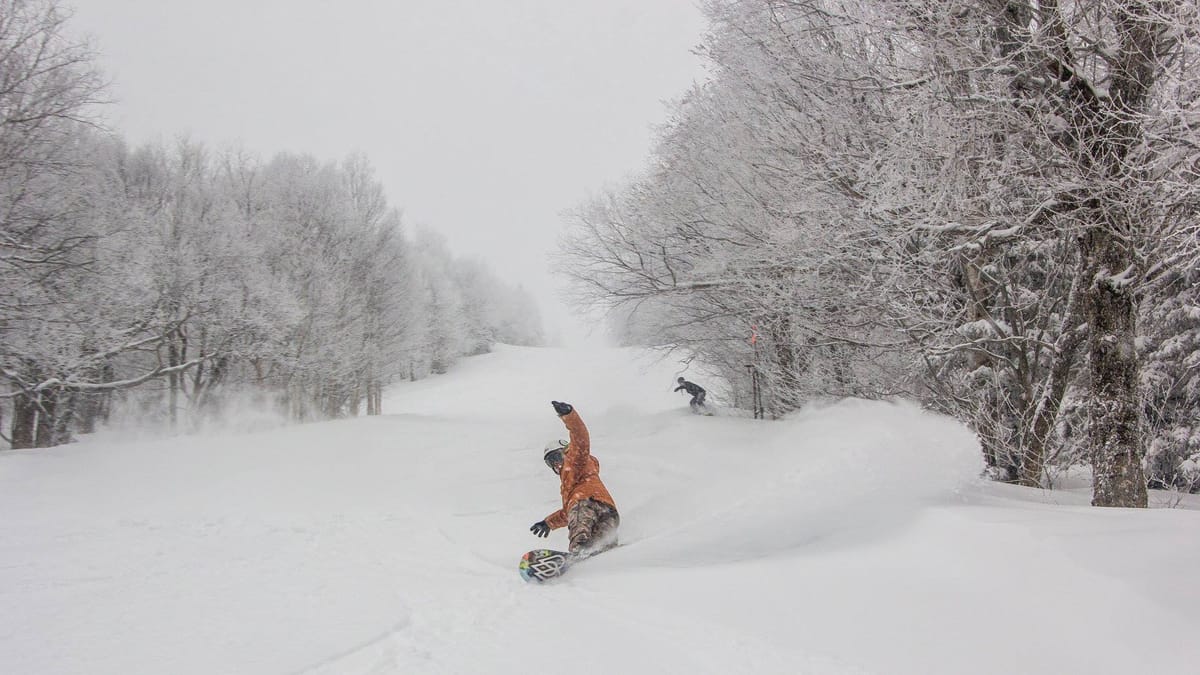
[519,548,571,583]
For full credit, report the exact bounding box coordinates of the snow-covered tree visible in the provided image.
[1,0,106,447]
[560,0,1200,508]
[561,1,916,415]
[878,0,1196,506]
[0,3,543,448]
[1140,268,1200,493]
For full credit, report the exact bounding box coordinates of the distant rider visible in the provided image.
[674,377,707,413]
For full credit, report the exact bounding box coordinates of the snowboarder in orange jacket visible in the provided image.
[529,401,619,557]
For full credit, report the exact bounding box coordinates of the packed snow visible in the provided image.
[2,345,1197,674]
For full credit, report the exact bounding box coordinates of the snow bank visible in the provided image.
[608,397,981,567]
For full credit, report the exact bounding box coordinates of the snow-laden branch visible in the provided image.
[1096,264,1138,289]
[1,354,218,398]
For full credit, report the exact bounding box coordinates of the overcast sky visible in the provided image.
[66,0,709,344]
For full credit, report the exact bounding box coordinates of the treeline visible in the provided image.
[559,0,1200,504]
[1,0,542,448]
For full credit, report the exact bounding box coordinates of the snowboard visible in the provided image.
[519,548,572,583]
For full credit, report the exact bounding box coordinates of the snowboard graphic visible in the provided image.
[519,548,571,583]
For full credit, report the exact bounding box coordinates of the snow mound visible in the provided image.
[611,398,980,565]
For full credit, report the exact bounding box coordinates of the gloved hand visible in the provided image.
[551,401,573,416]
[530,520,551,538]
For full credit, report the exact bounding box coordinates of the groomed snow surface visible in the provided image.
[2,345,1198,674]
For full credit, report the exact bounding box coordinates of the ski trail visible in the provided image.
[5,345,1195,674]
[286,617,411,675]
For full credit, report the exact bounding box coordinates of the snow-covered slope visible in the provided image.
[2,345,1197,674]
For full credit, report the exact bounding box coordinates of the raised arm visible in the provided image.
[551,401,591,475]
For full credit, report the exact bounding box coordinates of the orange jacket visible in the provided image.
[544,409,617,529]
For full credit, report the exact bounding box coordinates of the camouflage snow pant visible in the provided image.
[567,498,620,558]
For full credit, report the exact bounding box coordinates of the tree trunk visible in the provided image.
[52,391,75,446]
[76,392,99,434]
[34,389,57,448]
[1019,265,1088,487]
[10,393,37,449]
[766,314,804,415]
[72,362,111,435]
[1084,229,1147,507]
[365,380,380,416]
[98,363,114,425]
[167,331,181,429]
[371,381,383,415]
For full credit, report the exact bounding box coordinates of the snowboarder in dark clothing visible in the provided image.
[675,377,708,413]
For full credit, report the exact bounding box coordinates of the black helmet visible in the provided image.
[543,439,567,473]
[677,377,686,383]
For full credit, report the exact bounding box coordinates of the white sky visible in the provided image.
[66,0,709,344]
